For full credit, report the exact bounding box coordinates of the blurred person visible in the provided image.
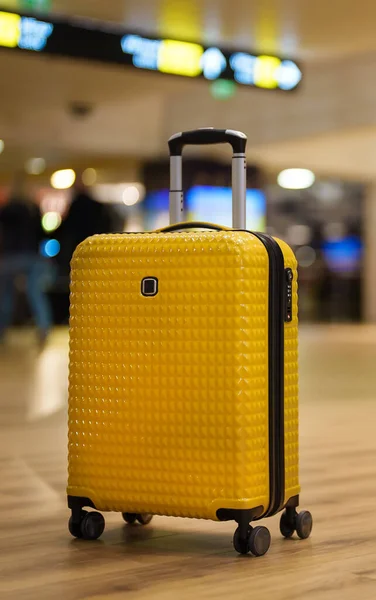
[57,174,114,273]
[0,180,52,345]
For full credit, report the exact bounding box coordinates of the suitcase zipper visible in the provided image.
[250,232,285,518]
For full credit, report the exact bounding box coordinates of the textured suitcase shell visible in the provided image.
[67,230,299,520]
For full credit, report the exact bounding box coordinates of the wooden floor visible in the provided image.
[0,325,376,600]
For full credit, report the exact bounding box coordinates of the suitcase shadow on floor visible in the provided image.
[70,521,239,557]
[121,522,233,555]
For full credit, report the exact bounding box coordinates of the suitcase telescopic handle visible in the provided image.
[168,127,247,229]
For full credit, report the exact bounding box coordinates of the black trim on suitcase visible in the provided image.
[250,233,286,518]
[216,506,264,523]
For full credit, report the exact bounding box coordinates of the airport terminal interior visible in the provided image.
[0,1,376,599]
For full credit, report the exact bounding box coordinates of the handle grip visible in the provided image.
[168,128,247,156]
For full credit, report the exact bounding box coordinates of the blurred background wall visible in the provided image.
[0,0,374,326]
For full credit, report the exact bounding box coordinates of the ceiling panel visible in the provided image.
[0,51,169,163]
[45,0,376,60]
[252,127,376,181]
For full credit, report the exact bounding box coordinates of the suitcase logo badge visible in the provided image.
[141,277,159,297]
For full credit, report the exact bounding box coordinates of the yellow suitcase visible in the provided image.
[67,128,312,556]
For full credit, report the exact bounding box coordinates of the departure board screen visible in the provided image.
[0,10,302,91]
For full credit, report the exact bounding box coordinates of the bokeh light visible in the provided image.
[295,245,317,267]
[278,168,315,190]
[82,167,97,186]
[322,236,363,273]
[42,211,62,232]
[315,181,343,205]
[50,169,76,190]
[40,190,69,216]
[287,224,312,246]
[94,182,145,205]
[40,239,60,258]
[323,222,346,241]
[210,79,236,100]
[25,157,46,175]
[122,185,141,206]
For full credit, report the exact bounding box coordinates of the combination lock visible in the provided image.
[284,268,293,322]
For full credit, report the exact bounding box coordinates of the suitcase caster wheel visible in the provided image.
[137,513,153,525]
[80,511,105,540]
[122,513,137,524]
[280,510,295,539]
[233,525,252,555]
[248,526,271,557]
[295,510,313,540]
[68,510,88,539]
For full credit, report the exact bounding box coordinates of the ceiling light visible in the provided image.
[277,168,315,190]
[50,169,76,190]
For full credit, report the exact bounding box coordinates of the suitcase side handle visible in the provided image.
[156,221,231,233]
[168,128,247,229]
